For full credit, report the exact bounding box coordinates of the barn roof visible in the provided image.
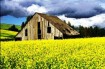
[37,13,79,36]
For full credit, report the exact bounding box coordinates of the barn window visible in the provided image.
[47,22,51,33]
[38,22,40,28]
[38,29,41,34]
[47,27,51,33]
[48,22,50,26]
[25,29,28,36]
[38,22,41,34]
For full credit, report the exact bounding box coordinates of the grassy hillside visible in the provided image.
[0,29,18,39]
[1,37,105,69]
[0,23,21,30]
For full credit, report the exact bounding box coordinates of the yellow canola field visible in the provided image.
[1,37,105,69]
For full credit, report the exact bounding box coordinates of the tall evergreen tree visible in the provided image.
[25,16,33,24]
[63,20,66,24]
[94,26,99,37]
[21,22,25,29]
[68,21,71,27]
[79,25,85,37]
[8,25,18,32]
[88,26,93,37]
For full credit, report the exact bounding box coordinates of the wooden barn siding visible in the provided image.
[38,15,63,39]
[32,14,37,39]
[16,31,22,37]
[34,14,63,39]
[16,13,63,40]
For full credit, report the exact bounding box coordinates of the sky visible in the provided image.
[0,0,105,28]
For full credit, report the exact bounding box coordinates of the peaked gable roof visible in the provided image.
[37,13,79,35]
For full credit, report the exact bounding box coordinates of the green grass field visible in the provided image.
[0,23,21,30]
[1,37,105,69]
[0,29,17,39]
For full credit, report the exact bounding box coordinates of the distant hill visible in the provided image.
[0,29,18,40]
[0,23,21,30]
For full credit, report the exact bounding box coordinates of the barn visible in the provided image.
[15,12,79,40]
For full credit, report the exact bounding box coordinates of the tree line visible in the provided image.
[67,21,105,37]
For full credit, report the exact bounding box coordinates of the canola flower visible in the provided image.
[1,37,105,69]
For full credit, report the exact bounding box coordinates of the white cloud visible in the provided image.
[27,4,47,15]
[58,14,105,28]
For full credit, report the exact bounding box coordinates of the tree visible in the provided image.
[99,28,105,36]
[88,26,93,37]
[21,22,25,29]
[63,20,66,23]
[25,16,33,24]
[79,25,85,37]
[8,25,18,32]
[93,26,99,37]
[68,21,71,27]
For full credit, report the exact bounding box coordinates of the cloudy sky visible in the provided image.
[0,0,105,28]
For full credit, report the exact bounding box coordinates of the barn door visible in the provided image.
[38,22,41,39]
